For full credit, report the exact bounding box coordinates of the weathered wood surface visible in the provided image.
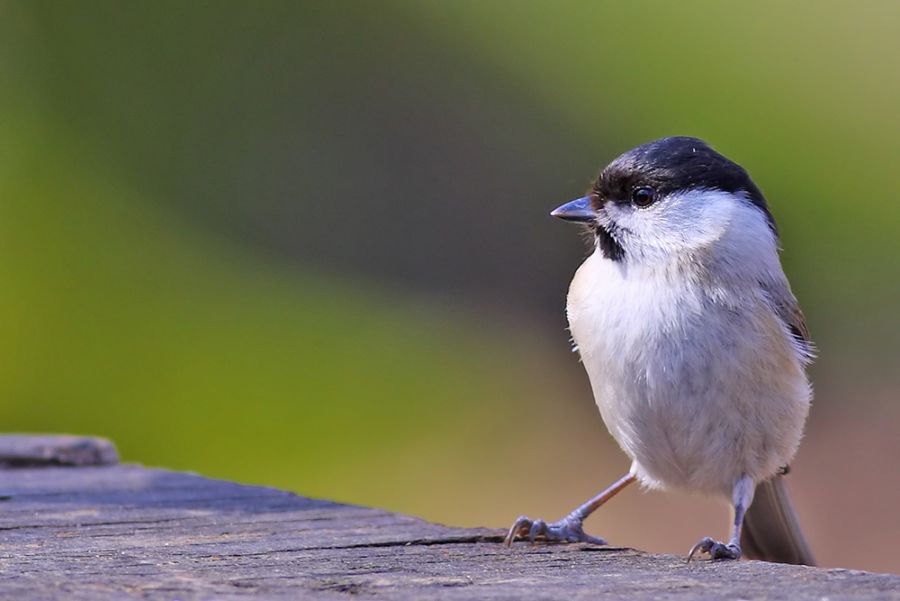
[0,434,119,467]
[0,436,897,600]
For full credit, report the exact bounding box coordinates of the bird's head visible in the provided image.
[552,137,776,263]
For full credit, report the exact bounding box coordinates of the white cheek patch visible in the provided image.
[607,189,745,260]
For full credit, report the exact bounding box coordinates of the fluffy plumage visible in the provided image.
[568,188,811,497]
[505,137,815,565]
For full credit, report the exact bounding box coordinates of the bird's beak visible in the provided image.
[550,196,595,223]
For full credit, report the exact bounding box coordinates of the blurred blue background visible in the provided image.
[1,0,897,573]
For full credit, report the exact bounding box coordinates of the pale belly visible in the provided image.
[567,252,811,498]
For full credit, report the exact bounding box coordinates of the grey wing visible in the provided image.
[760,276,815,362]
[744,276,816,565]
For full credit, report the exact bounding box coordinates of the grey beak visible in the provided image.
[550,196,595,223]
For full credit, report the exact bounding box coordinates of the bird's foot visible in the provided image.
[504,514,607,547]
[687,536,741,562]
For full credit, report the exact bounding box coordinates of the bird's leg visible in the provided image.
[504,473,636,546]
[688,474,755,562]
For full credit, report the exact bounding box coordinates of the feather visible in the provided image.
[742,476,816,565]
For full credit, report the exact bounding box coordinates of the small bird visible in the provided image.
[505,137,815,564]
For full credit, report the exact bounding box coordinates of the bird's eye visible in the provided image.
[631,186,657,208]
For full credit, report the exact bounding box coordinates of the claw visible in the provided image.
[504,516,531,547]
[688,536,741,562]
[687,536,714,562]
[504,514,607,546]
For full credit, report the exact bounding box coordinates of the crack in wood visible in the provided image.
[0,437,895,600]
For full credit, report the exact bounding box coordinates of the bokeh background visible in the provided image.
[1,0,898,573]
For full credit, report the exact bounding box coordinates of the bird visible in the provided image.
[504,136,816,565]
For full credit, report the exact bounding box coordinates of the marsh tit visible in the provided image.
[505,137,815,564]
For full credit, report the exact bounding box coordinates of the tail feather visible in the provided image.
[741,475,815,566]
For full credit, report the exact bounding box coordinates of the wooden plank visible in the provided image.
[0,435,118,467]
[0,436,897,600]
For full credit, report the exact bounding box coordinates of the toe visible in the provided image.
[711,543,741,560]
[559,518,607,545]
[504,516,532,546]
[687,537,715,562]
[528,519,548,543]
[504,515,607,546]
[579,531,609,545]
[688,537,741,562]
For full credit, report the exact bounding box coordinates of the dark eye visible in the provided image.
[631,186,656,208]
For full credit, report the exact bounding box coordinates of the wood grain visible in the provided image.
[0,436,896,600]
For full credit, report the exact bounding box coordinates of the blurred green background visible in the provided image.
[1,0,898,573]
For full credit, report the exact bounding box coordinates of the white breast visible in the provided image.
[567,210,810,499]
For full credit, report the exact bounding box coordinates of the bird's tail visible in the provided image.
[741,475,816,565]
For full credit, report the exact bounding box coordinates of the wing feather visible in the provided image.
[759,276,814,362]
